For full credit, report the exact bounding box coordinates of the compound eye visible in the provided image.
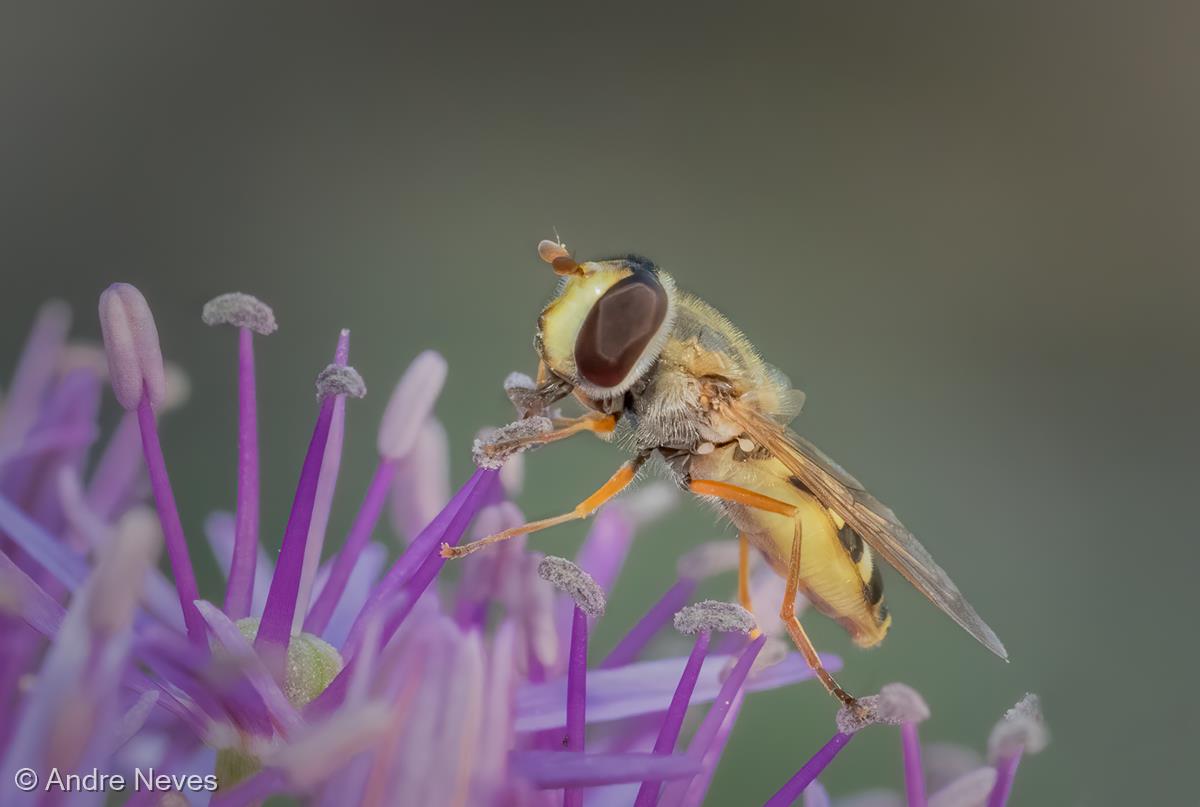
[574,270,668,388]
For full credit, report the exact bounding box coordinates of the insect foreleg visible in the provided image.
[442,452,647,559]
[478,411,618,463]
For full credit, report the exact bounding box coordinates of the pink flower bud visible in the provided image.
[98,283,166,410]
[377,351,448,459]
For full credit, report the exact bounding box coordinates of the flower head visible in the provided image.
[0,286,1045,806]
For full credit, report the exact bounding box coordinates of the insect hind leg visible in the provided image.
[737,532,762,640]
[689,478,856,706]
[779,515,856,706]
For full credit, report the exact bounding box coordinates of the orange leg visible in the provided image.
[737,533,762,640]
[442,455,645,559]
[479,411,617,462]
[688,478,855,706]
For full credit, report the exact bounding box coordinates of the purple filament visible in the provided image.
[305,470,496,720]
[687,634,765,756]
[305,458,398,635]
[340,468,496,657]
[633,630,711,807]
[901,721,926,807]
[225,326,261,619]
[986,750,1024,807]
[602,578,697,669]
[763,732,855,807]
[135,394,205,644]
[254,394,336,672]
[564,604,589,807]
[657,634,765,807]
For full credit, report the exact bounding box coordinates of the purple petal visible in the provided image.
[373,475,500,644]
[454,502,527,627]
[377,351,448,460]
[831,792,903,807]
[512,751,703,788]
[318,541,387,648]
[803,781,833,807]
[516,644,837,732]
[0,300,71,457]
[1,512,158,792]
[473,620,518,800]
[502,550,559,679]
[58,476,184,631]
[85,411,142,521]
[421,630,486,807]
[389,621,459,804]
[933,767,998,807]
[210,768,289,807]
[305,458,397,636]
[925,742,984,793]
[194,600,302,738]
[110,689,160,752]
[0,548,66,637]
[339,467,497,658]
[389,417,451,544]
[0,493,89,590]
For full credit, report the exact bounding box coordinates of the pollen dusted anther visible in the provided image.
[537,555,607,618]
[472,416,554,469]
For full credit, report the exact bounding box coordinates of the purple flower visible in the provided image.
[0,287,1046,806]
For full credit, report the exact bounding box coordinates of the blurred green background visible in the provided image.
[2,4,1196,805]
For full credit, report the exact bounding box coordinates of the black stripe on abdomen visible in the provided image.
[865,561,885,605]
[837,524,864,563]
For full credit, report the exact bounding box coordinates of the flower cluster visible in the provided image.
[0,285,1046,805]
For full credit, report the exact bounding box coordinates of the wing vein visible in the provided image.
[722,399,1008,660]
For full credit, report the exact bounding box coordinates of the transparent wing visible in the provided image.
[724,399,1008,660]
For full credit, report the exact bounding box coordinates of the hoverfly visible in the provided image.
[443,240,1006,706]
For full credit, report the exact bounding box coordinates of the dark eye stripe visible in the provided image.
[574,270,667,388]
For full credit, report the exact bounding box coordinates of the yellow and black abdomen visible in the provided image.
[689,447,892,648]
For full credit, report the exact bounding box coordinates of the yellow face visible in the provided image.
[536,256,676,400]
